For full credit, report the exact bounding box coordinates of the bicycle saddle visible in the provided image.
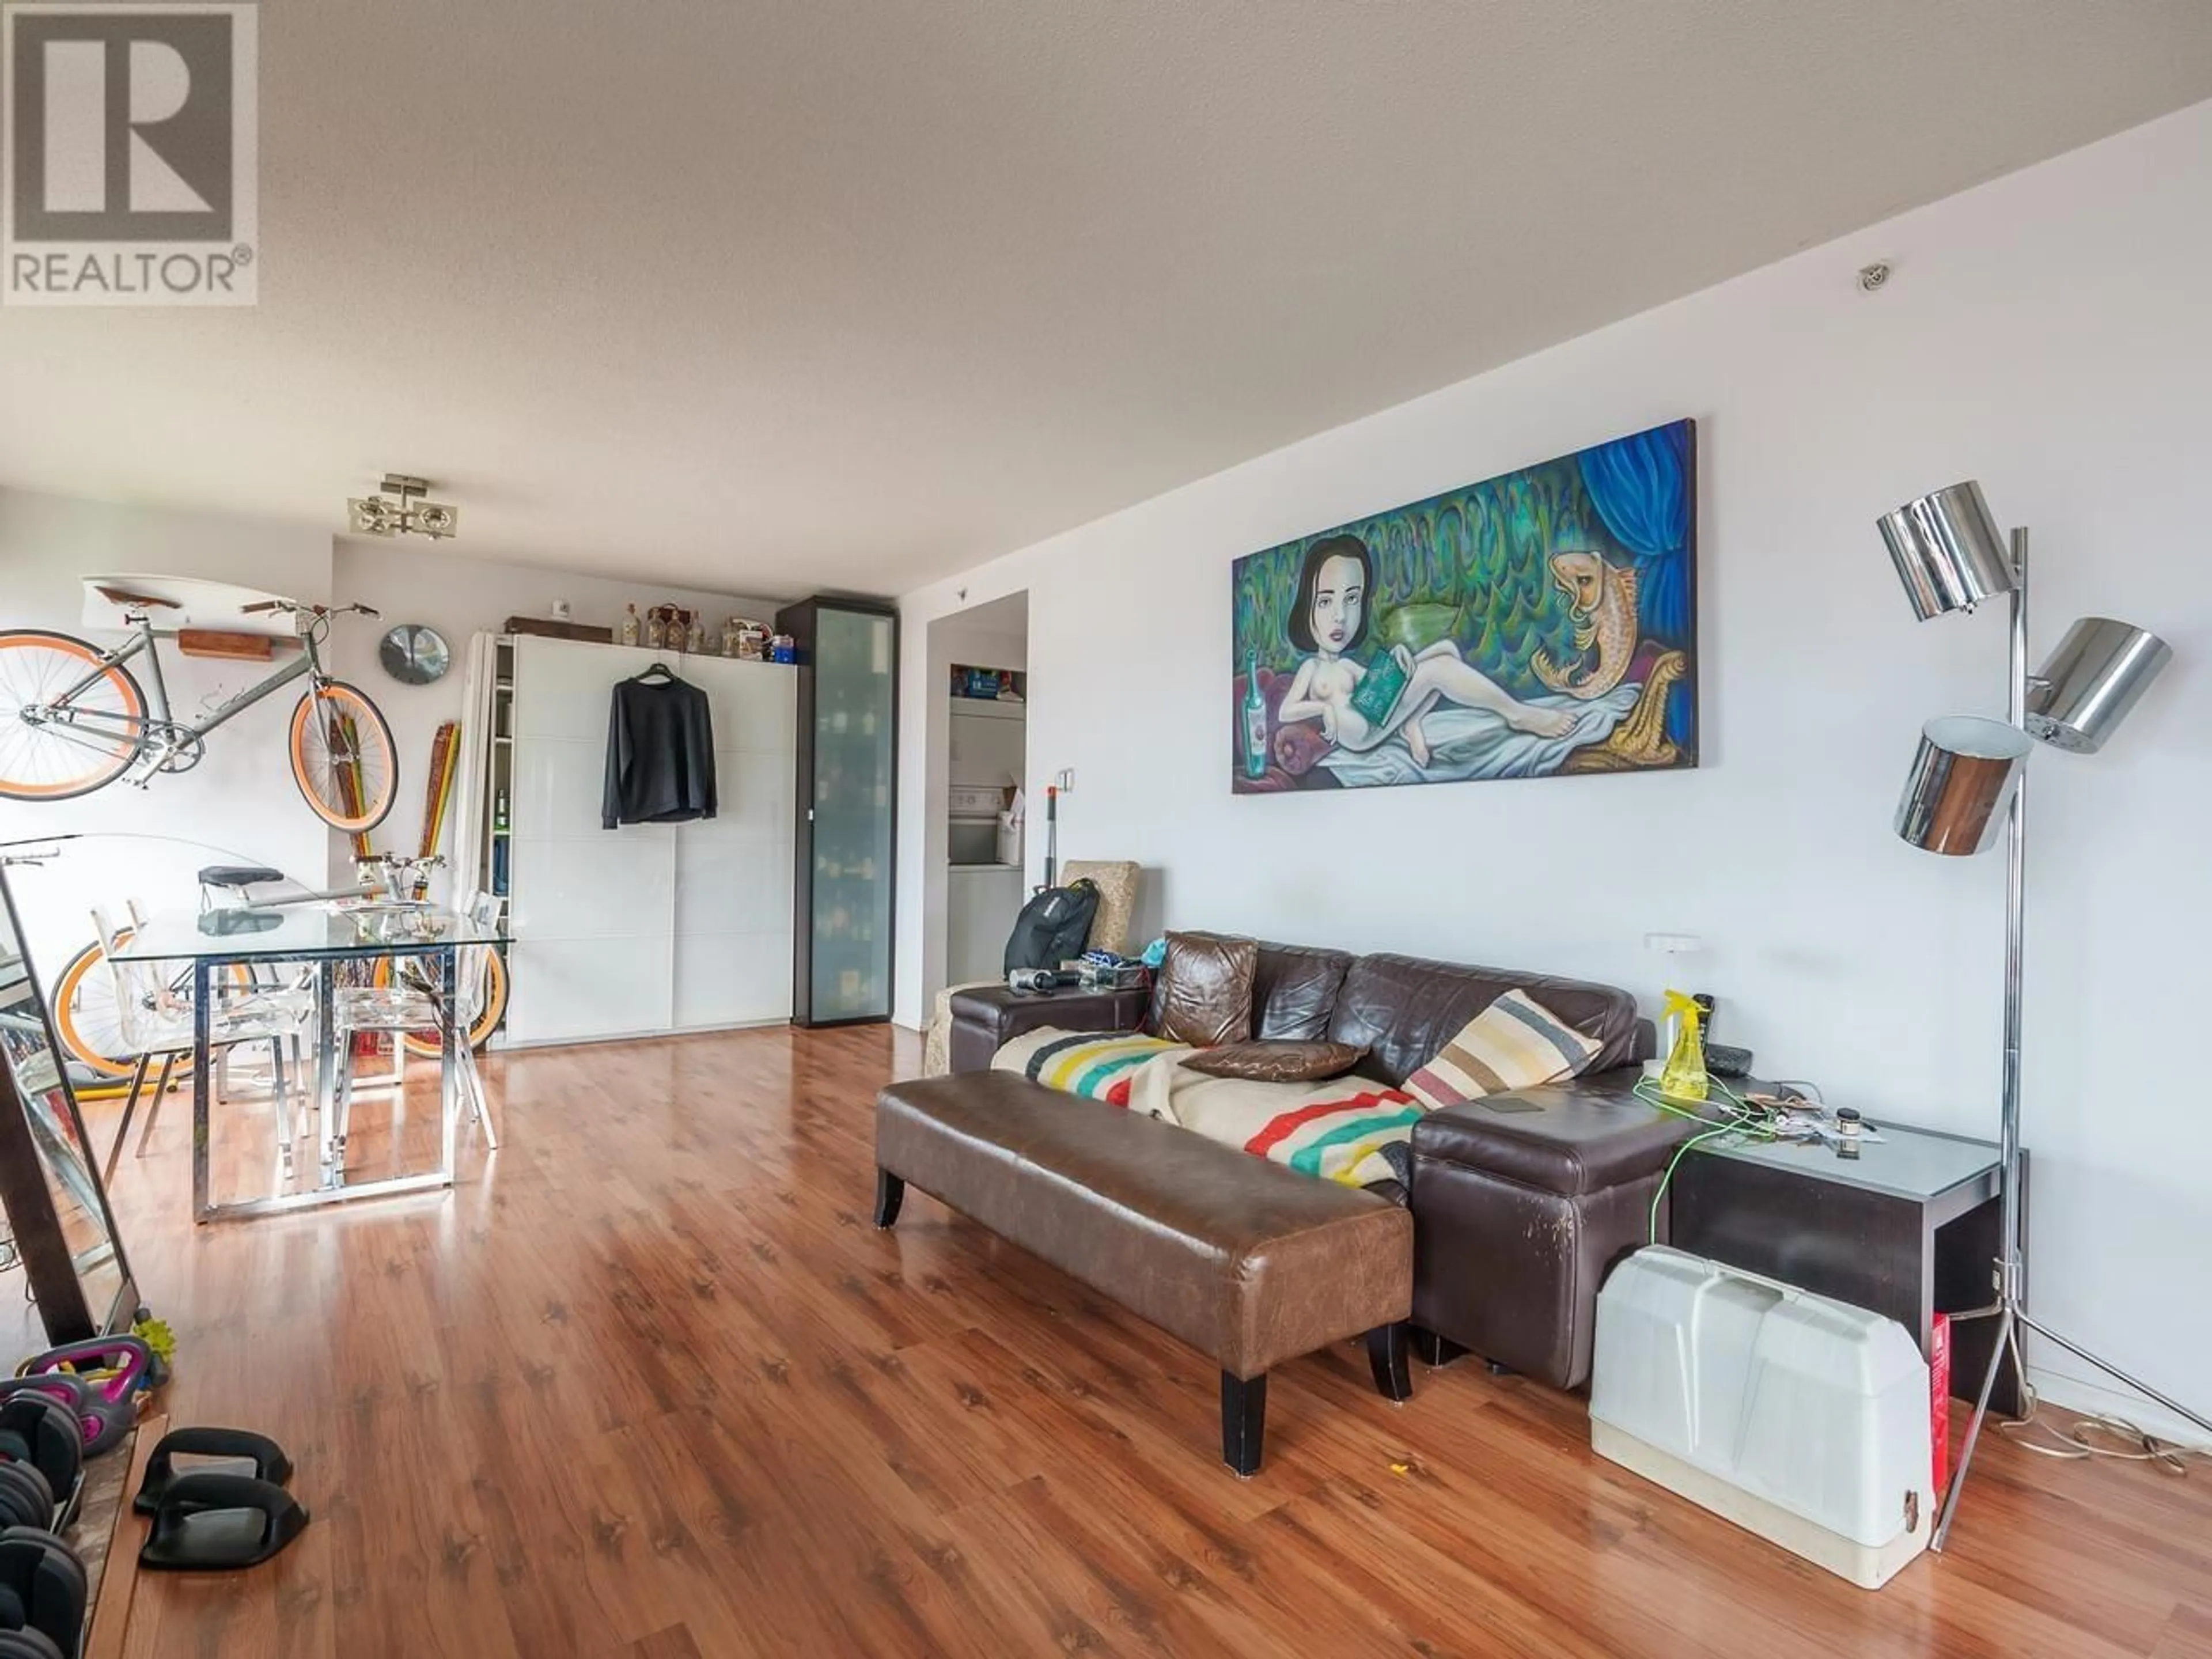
[197,866,286,889]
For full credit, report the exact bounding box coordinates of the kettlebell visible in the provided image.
[0,1377,127,1461]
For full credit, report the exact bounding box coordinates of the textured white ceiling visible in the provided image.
[3,1,2208,599]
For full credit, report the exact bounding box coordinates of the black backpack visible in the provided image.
[1003,879,1101,975]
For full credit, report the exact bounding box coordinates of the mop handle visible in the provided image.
[1044,786,1057,889]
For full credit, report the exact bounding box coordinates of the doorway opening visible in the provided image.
[921,593,1028,1009]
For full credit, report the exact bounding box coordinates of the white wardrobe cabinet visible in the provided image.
[463,632,797,1047]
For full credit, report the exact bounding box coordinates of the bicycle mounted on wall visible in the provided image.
[0,577,398,834]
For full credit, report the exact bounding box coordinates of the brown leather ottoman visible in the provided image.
[1409,1075,1694,1389]
[876,1072,1415,1474]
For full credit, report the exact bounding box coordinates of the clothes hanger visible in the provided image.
[631,662,678,683]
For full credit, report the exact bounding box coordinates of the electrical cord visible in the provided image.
[1633,1074,1779,1243]
[1996,1381,2212,1473]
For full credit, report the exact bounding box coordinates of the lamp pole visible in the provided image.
[1931,530,2032,1551]
[1880,479,2203,1550]
[2000,527,2028,1326]
[1931,526,2212,1551]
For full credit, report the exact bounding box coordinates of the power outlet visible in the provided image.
[1054,768,1075,793]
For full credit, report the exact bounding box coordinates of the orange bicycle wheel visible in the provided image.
[50,937,135,1078]
[0,630,145,801]
[289,680,397,833]
[52,931,256,1077]
[369,950,507,1058]
[402,946,507,1057]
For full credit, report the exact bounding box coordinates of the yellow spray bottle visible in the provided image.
[1658,989,1709,1102]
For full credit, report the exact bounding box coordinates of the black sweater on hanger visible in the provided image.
[603,673,717,828]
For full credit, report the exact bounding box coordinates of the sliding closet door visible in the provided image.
[672,658,796,1029]
[505,637,677,1043]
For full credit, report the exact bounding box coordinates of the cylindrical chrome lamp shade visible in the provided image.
[1895,715,2032,855]
[2025,616,2171,754]
[1877,481,2017,620]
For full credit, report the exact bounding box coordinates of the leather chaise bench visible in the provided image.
[944,943,1680,1393]
[874,1071,1415,1474]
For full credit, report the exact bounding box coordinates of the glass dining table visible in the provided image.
[112,903,497,1222]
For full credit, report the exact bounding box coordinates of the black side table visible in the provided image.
[1669,1118,2025,1415]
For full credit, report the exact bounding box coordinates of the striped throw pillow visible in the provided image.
[1402,989,1602,1110]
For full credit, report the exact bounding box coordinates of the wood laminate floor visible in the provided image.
[87,1025,2212,1658]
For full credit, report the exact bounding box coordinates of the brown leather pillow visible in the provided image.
[1149,931,1257,1048]
[1179,1040,1366,1083]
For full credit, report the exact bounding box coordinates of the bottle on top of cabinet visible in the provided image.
[620,603,641,647]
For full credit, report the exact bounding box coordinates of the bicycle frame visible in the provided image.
[43,612,329,777]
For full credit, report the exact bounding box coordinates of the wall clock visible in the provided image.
[378,623,450,685]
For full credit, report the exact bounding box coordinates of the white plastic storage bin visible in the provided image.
[1589,1246,1933,1589]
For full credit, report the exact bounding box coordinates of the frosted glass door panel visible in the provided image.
[809,608,895,1021]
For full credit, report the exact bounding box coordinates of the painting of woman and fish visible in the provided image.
[1231,419,1699,793]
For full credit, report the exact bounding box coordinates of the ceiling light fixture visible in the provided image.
[348,474,460,541]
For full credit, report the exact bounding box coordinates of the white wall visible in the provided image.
[893,103,2212,1429]
[327,539,775,893]
[0,487,334,980]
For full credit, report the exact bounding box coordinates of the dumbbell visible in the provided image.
[0,1468,48,1537]
[0,1402,78,1533]
[0,1527,87,1659]
[0,1376,129,1461]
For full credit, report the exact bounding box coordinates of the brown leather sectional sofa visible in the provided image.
[945,941,1687,1392]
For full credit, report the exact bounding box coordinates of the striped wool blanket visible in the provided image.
[993,1027,1421,1196]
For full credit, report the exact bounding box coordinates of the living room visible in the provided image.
[0,5,2207,1656]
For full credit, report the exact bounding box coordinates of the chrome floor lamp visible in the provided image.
[1877,480,2207,1550]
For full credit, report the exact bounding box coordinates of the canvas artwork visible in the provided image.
[1231,419,1697,793]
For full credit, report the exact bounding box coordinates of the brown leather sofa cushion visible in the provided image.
[876,1073,1412,1378]
[1327,953,1642,1086]
[1180,1040,1366,1084]
[1410,1070,1692,1196]
[1147,931,1257,1048]
[1251,944,1354,1041]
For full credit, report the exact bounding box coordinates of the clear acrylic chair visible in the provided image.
[328,891,502,1165]
[93,903,317,1185]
